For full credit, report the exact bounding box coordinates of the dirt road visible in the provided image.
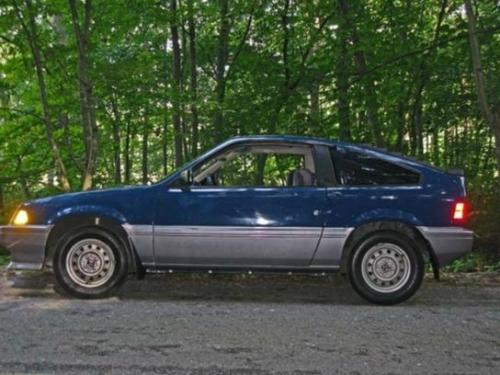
[0,270,499,374]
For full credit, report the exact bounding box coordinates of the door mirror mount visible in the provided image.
[180,168,193,189]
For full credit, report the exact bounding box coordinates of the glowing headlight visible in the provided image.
[13,210,29,225]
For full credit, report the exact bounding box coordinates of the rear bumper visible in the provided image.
[417,226,474,268]
[0,225,51,270]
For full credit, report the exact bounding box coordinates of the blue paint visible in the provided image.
[19,135,466,230]
[25,186,155,225]
[155,187,326,227]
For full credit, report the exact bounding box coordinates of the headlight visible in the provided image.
[13,209,29,225]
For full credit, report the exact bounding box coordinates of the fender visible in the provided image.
[47,204,128,226]
[351,208,424,227]
[338,220,439,280]
[44,207,143,277]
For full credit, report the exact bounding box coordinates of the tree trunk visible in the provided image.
[162,38,169,176]
[395,100,406,152]
[187,0,199,156]
[213,0,230,142]
[16,157,31,199]
[410,0,448,158]
[124,115,132,185]
[409,84,424,157]
[170,0,183,167]
[47,169,55,187]
[269,0,291,135]
[14,0,71,192]
[0,183,4,220]
[282,0,291,92]
[335,6,350,141]
[465,0,500,174]
[180,14,189,159]
[162,106,170,176]
[338,0,383,147]
[68,0,98,190]
[432,125,440,166]
[309,82,321,136]
[142,111,149,185]
[254,155,267,186]
[110,96,122,184]
[394,2,411,153]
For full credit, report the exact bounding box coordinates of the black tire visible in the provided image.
[348,231,424,305]
[53,227,128,298]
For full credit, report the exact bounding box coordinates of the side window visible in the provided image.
[193,144,316,188]
[330,147,420,186]
[218,153,305,187]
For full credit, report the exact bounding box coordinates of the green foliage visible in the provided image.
[467,190,500,262]
[216,153,302,187]
[0,0,499,264]
[446,251,500,273]
[0,248,9,266]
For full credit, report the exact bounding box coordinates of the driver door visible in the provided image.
[153,143,327,267]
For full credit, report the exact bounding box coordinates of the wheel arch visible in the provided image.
[340,220,440,280]
[45,214,143,277]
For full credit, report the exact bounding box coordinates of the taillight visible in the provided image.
[452,200,468,223]
[453,202,465,220]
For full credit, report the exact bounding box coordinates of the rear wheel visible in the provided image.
[53,228,128,298]
[348,232,424,305]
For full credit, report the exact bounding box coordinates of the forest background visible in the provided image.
[0,0,499,270]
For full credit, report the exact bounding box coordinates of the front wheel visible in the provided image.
[348,232,424,305]
[53,228,128,298]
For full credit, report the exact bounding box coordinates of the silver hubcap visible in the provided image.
[66,239,116,288]
[361,243,411,293]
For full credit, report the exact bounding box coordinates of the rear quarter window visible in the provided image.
[330,147,420,186]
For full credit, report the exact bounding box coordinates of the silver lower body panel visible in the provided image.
[153,226,323,267]
[311,227,354,266]
[0,225,52,271]
[122,224,154,264]
[2,224,470,272]
[417,226,474,267]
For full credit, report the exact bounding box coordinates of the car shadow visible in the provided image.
[4,270,496,307]
[120,273,363,305]
[3,270,364,305]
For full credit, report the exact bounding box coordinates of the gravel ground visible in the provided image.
[0,269,499,374]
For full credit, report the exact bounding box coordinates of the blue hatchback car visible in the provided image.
[0,136,473,304]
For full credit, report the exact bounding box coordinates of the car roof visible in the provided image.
[226,135,338,147]
[224,135,443,174]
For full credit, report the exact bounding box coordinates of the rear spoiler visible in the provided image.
[447,168,465,176]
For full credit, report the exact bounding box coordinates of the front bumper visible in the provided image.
[0,225,52,270]
[417,226,474,268]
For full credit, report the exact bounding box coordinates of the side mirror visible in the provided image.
[180,168,193,187]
